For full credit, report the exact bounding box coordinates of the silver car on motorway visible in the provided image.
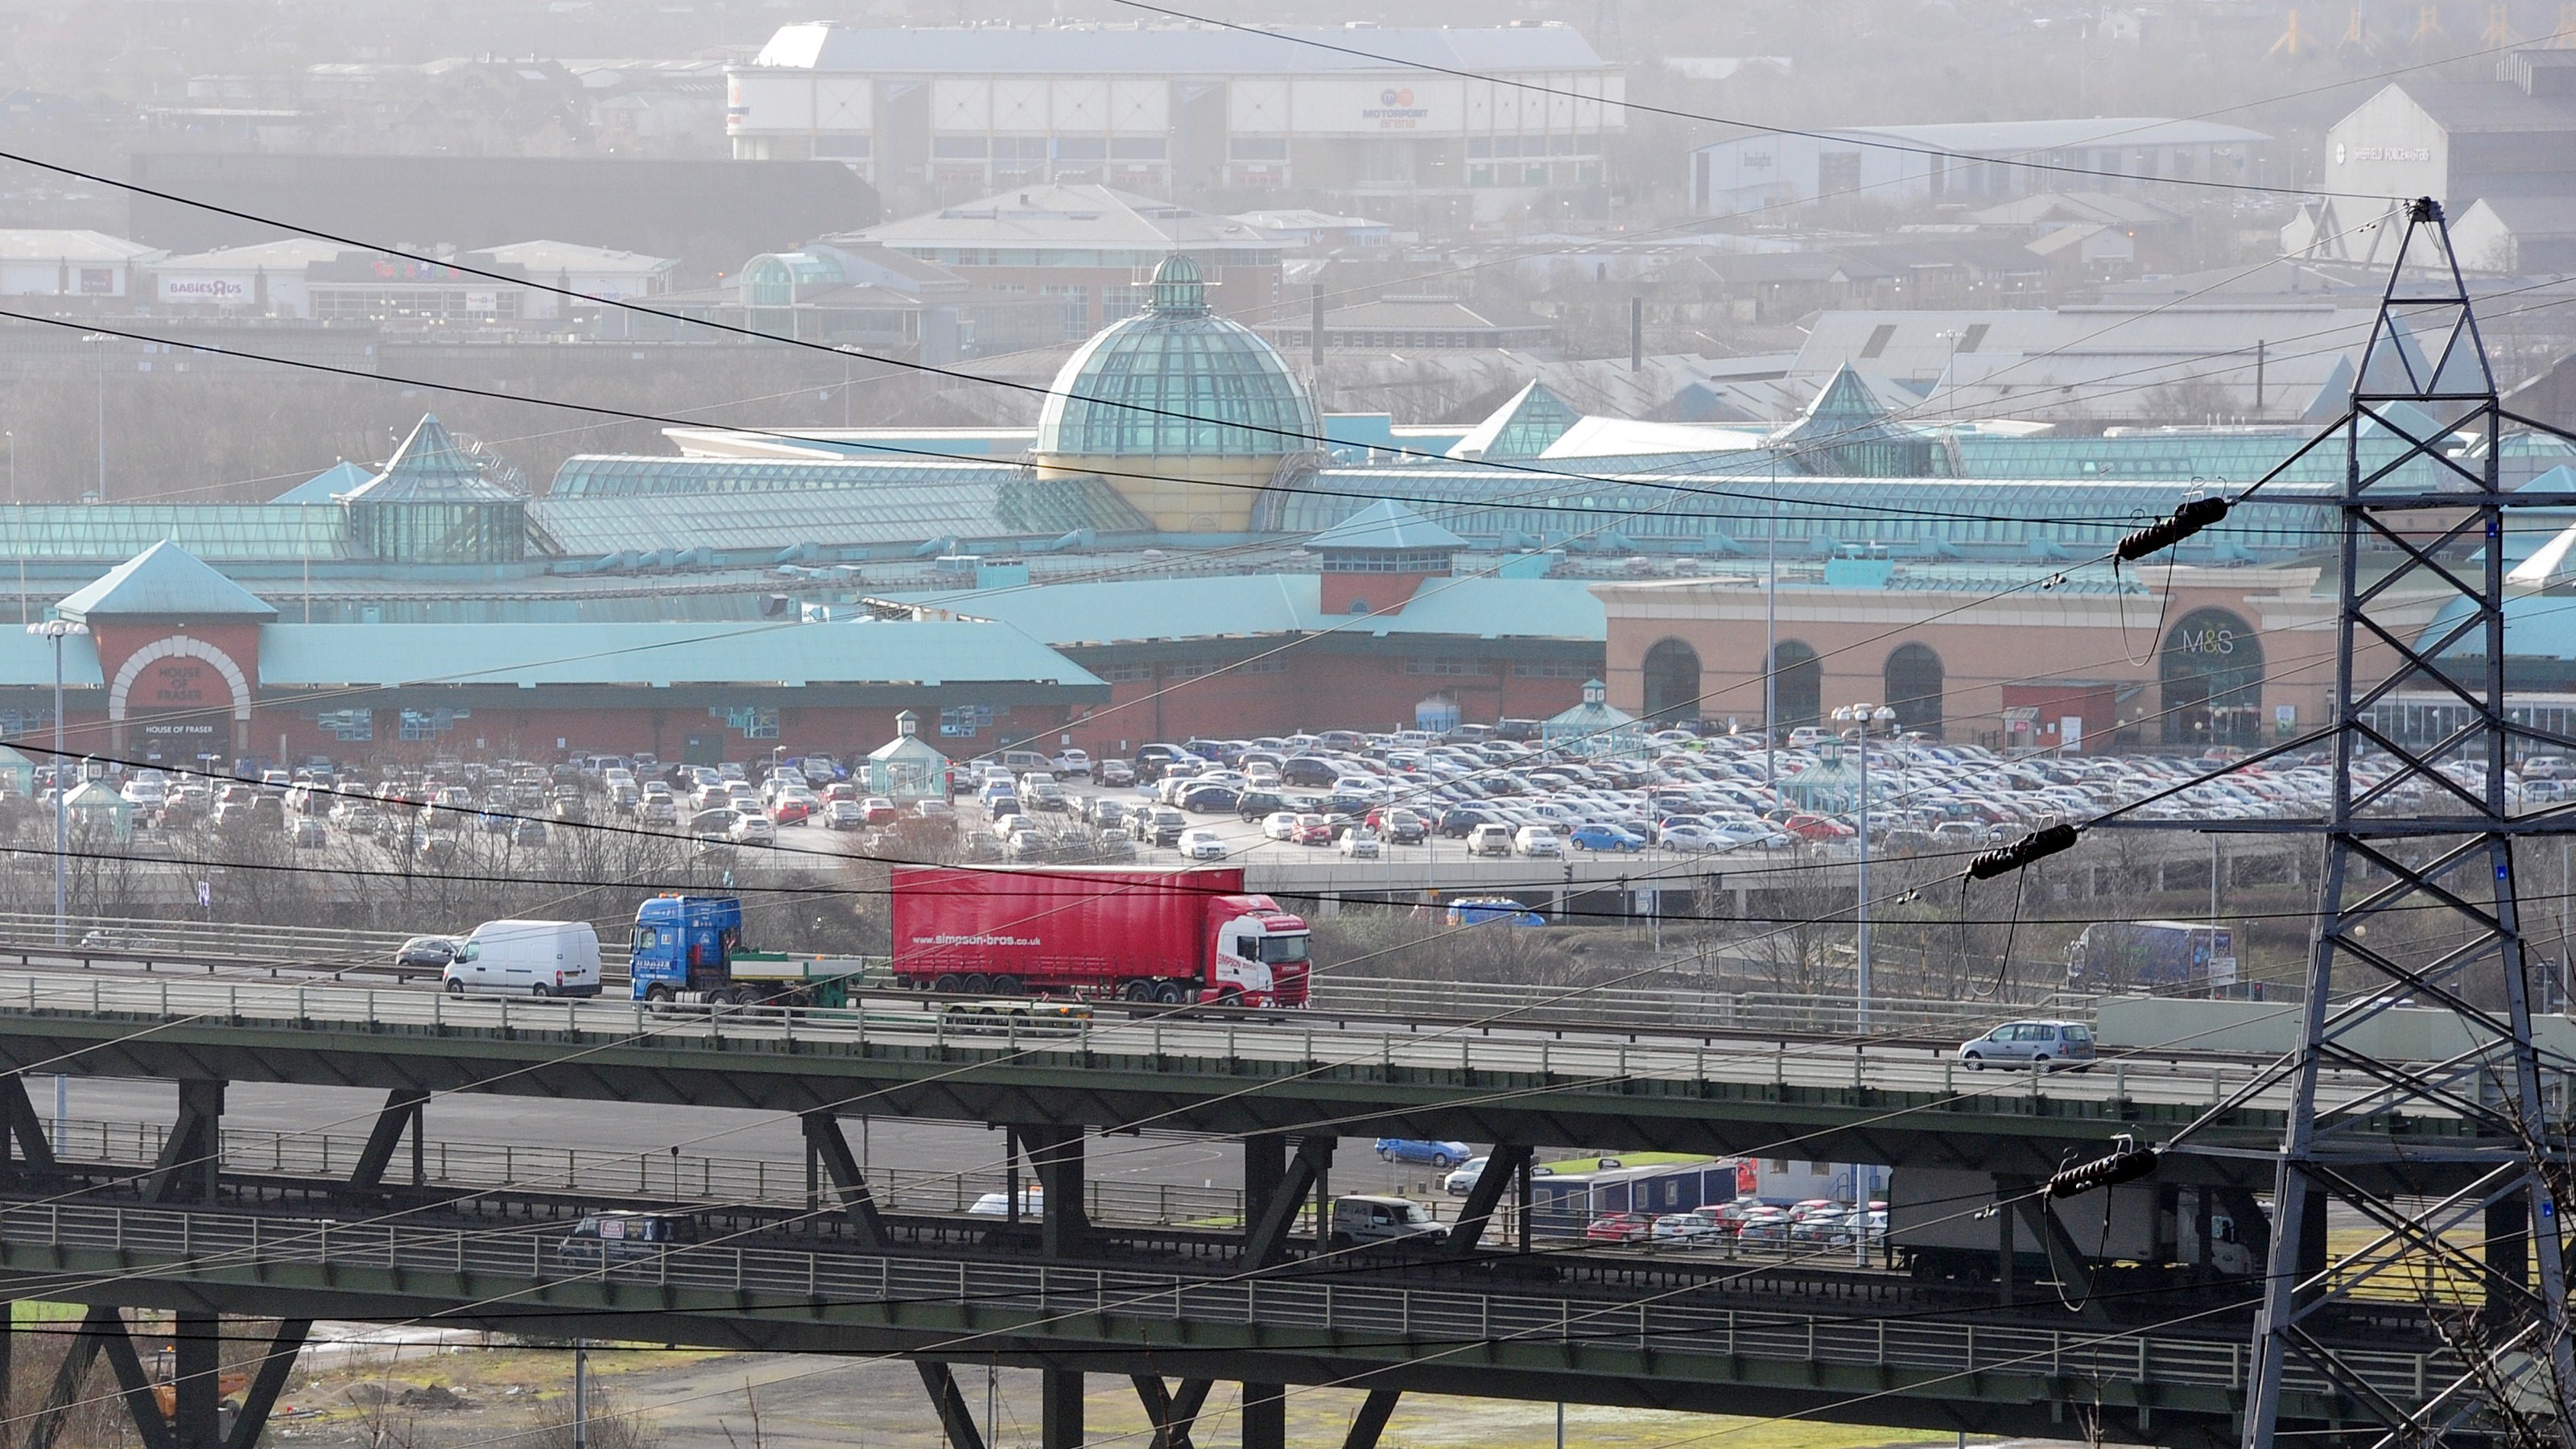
[1957,1019,2096,1071]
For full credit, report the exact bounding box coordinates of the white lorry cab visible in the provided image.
[444,919,604,998]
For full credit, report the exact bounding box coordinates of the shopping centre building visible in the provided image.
[0,254,2559,765]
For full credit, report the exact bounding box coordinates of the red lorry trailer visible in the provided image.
[890,865,1310,1006]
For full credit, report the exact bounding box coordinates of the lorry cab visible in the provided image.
[630,894,745,1001]
[1208,895,1310,1006]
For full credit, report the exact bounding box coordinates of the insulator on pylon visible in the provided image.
[2116,496,2231,563]
[2048,1144,2160,1199]
[1966,821,2079,881]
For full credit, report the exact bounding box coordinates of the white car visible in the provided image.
[1261,810,1302,841]
[1339,829,1381,859]
[728,811,777,845]
[1178,827,1229,861]
[967,1187,1044,1218]
[1514,825,1563,858]
[1052,749,1092,776]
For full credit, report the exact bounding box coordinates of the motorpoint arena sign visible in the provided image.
[1362,85,1430,128]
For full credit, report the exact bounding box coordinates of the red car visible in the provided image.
[1584,1212,1652,1244]
[1290,814,1334,845]
[772,798,813,825]
[1783,813,1855,840]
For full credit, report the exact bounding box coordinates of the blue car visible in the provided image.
[1568,823,1645,852]
[1445,898,1544,927]
[1375,1137,1474,1169]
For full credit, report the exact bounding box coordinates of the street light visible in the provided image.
[27,618,89,945]
[78,335,108,502]
[1830,702,1899,1031]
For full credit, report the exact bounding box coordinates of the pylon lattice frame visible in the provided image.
[2242,200,2576,1449]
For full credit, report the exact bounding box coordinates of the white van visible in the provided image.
[442,920,603,998]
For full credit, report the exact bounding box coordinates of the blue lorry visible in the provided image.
[627,894,872,1006]
[2066,919,2238,994]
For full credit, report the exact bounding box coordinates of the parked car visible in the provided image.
[1958,1020,2096,1071]
[1467,823,1515,857]
[1261,811,1302,841]
[287,818,328,849]
[1585,1212,1653,1244]
[1096,760,1136,788]
[1375,1138,1474,1169]
[1338,829,1381,859]
[1650,1213,1723,1248]
[823,799,866,830]
[1513,824,1563,858]
[1568,823,1644,852]
[1178,827,1229,861]
[728,811,778,845]
[1443,1156,1489,1195]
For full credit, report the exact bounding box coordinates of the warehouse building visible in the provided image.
[1689,118,2267,216]
[725,21,1622,221]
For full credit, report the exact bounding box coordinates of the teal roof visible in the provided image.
[254,618,1099,689]
[56,542,279,621]
[0,506,349,564]
[1448,382,1581,461]
[892,571,1603,646]
[1307,499,1467,553]
[270,461,371,506]
[0,629,101,687]
[530,474,1149,555]
[341,415,519,505]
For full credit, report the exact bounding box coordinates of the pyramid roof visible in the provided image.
[1307,499,1468,553]
[339,415,520,505]
[55,542,278,622]
[1447,381,1582,460]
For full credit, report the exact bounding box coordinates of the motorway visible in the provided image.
[0,967,2481,1190]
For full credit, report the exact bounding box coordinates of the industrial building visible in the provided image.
[1689,118,2268,216]
[724,21,1622,221]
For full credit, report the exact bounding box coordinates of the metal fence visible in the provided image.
[0,1199,2450,1410]
[52,1116,1247,1229]
[0,970,2358,1115]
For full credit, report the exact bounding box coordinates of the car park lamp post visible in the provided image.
[1831,702,1898,1032]
[27,618,86,946]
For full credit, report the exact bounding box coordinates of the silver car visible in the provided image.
[1958,1020,2096,1071]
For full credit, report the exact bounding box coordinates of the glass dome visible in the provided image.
[1034,255,1319,461]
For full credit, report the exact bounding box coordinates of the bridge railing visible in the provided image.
[1305,978,2102,1037]
[47,1116,1249,1229]
[0,970,2341,1115]
[0,1199,2450,1410]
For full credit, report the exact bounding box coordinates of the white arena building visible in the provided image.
[725,21,1624,221]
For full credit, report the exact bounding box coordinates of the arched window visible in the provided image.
[2161,608,2264,748]
[1884,643,1944,737]
[1771,641,1822,731]
[1641,638,1703,721]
